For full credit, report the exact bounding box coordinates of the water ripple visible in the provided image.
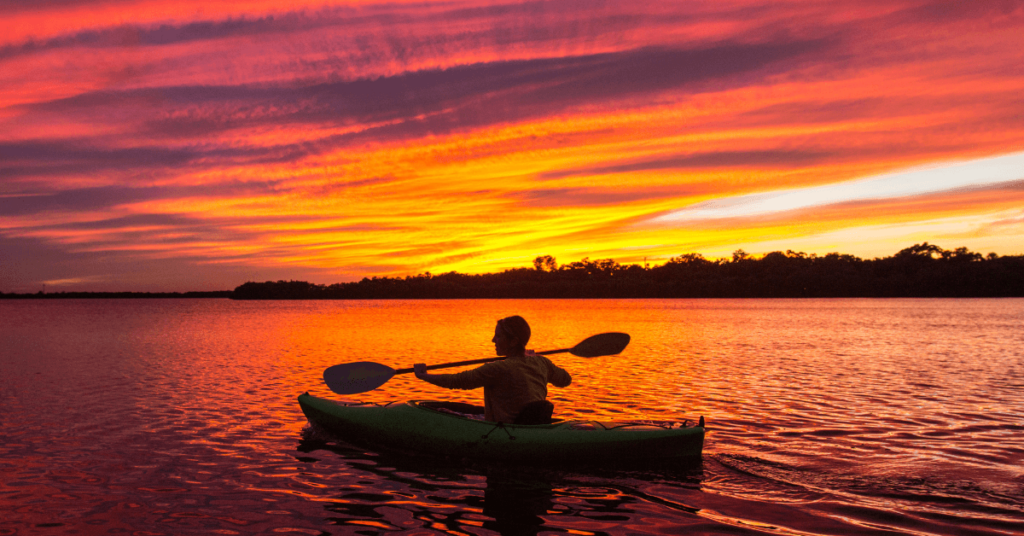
[1,298,1022,535]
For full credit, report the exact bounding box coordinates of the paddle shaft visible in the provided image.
[324,333,627,395]
[393,347,570,375]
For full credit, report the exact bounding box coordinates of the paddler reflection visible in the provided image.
[483,467,553,536]
[413,316,571,424]
[298,429,557,535]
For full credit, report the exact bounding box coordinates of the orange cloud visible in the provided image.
[1,0,1023,291]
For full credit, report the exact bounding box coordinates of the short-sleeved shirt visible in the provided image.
[428,354,571,423]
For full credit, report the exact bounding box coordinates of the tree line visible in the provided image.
[230,243,1024,299]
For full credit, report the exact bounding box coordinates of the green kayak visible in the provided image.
[298,393,704,463]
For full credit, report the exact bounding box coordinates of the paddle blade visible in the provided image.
[323,361,396,394]
[570,332,630,358]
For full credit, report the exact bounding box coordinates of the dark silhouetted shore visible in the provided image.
[229,244,1024,300]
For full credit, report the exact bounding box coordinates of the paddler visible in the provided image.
[413,315,571,424]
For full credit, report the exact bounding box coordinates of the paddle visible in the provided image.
[323,332,630,395]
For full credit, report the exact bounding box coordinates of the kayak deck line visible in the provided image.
[415,400,703,430]
[298,392,705,463]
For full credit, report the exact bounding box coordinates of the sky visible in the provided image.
[1,0,1023,292]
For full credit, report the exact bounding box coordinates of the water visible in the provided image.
[1,299,1022,535]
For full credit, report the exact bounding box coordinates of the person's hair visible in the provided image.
[498,315,531,352]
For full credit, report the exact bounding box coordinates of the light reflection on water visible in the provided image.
[1,298,1022,535]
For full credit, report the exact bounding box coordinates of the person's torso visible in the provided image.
[483,356,552,422]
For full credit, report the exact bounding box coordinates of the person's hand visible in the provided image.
[414,363,427,379]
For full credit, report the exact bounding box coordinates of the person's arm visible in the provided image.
[541,355,572,387]
[413,363,451,387]
[413,362,503,390]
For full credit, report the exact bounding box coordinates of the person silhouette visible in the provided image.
[413,316,571,424]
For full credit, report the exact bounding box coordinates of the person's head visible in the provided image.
[492,315,531,356]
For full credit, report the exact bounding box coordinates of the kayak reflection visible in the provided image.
[297,428,704,535]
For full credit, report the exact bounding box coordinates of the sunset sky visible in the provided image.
[2,0,1023,292]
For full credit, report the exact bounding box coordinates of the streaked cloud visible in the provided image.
[1,0,1022,291]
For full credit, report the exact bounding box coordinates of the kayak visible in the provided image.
[298,392,705,463]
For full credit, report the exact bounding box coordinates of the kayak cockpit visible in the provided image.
[413,400,567,425]
[417,400,485,415]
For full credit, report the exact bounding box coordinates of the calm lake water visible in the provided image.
[1,299,1022,535]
